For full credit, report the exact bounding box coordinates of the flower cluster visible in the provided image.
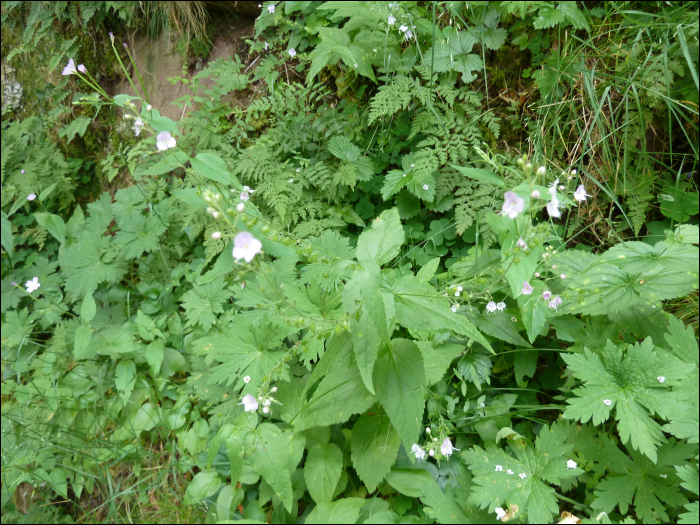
[411,428,458,462]
[239,378,279,414]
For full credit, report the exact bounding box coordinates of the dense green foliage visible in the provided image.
[2,1,698,523]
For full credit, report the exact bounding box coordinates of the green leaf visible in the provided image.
[416,341,465,386]
[305,498,366,524]
[424,29,483,82]
[517,280,548,344]
[562,339,683,462]
[420,478,473,524]
[249,424,294,512]
[80,293,97,322]
[34,212,66,244]
[1,211,12,256]
[601,240,699,273]
[417,257,440,283]
[190,152,239,187]
[150,114,180,136]
[181,278,234,332]
[57,117,91,143]
[356,208,404,266]
[464,421,583,524]
[295,363,376,431]
[674,224,699,244]
[381,169,409,201]
[577,434,694,522]
[185,471,222,504]
[115,359,136,402]
[474,311,531,347]
[514,349,538,386]
[676,465,700,524]
[351,413,401,491]
[304,442,343,503]
[352,310,382,394]
[374,339,426,451]
[392,275,493,353]
[450,164,505,188]
[73,324,93,359]
[385,468,434,498]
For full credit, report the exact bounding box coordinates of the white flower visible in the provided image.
[451,305,458,313]
[399,24,408,32]
[156,131,176,151]
[455,291,460,297]
[25,277,40,293]
[441,438,457,458]
[549,178,560,193]
[271,386,277,392]
[233,232,262,263]
[548,296,562,310]
[534,272,540,277]
[537,166,546,176]
[531,190,540,198]
[660,474,667,478]
[412,444,425,461]
[479,402,485,408]
[288,48,296,57]
[495,465,503,472]
[559,185,565,191]
[354,63,358,68]
[289,178,294,183]
[262,406,269,414]
[146,104,152,111]
[519,473,526,479]
[501,191,525,219]
[131,117,144,136]
[388,14,396,25]
[521,281,534,295]
[243,185,255,193]
[212,231,221,239]
[547,194,561,218]
[561,274,566,279]
[486,301,497,313]
[237,203,245,212]
[296,168,300,172]
[571,169,577,175]
[423,184,429,190]
[516,237,527,249]
[574,185,590,202]
[62,58,77,75]
[426,427,431,434]
[27,193,37,201]
[240,192,249,201]
[263,399,272,407]
[457,286,463,291]
[567,460,577,469]
[506,469,514,475]
[239,393,258,412]
[542,291,552,301]
[496,302,506,311]
[405,30,412,39]
[244,375,251,384]
[429,449,435,456]
[495,507,506,521]
[268,4,275,14]
[603,399,612,406]
[552,265,557,269]
[657,376,666,383]
[411,163,415,167]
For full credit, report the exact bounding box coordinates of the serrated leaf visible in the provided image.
[416,341,465,386]
[562,339,683,462]
[392,275,493,353]
[577,434,694,522]
[356,208,404,266]
[351,413,401,491]
[464,421,582,524]
[73,323,93,359]
[352,310,381,395]
[180,278,234,332]
[305,498,366,524]
[249,424,294,512]
[305,442,343,503]
[80,293,96,322]
[381,169,409,201]
[34,212,66,244]
[295,363,376,431]
[602,240,699,273]
[190,152,239,187]
[374,339,425,450]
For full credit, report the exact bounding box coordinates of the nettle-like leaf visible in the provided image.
[356,207,404,266]
[374,339,426,451]
[463,421,583,524]
[350,413,401,492]
[249,424,299,513]
[180,277,234,332]
[576,433,696,523]
[304,442,343,503]
[562,339,685,463]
